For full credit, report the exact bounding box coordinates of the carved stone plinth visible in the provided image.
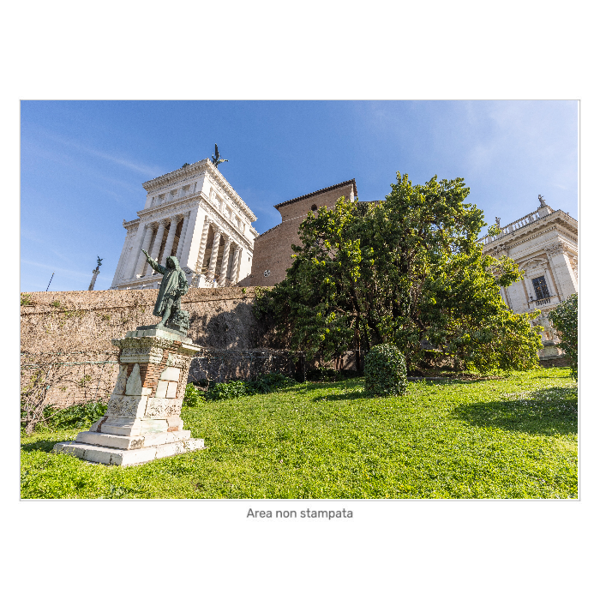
[54,327,204,466]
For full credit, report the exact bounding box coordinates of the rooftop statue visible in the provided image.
[538,194,547,207]
[211,144,228,169]
[141,249,190,335]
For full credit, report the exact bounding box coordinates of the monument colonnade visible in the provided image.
[127,209,244,286]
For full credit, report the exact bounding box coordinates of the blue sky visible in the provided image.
[20,100,578,292]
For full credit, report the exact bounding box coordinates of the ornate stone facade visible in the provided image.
[111,159,258,290]
[479,198,578,360]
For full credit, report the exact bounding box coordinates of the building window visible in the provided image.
[311,204,318,211]
[532,276,550,300]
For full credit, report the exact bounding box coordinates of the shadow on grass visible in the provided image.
[21,439,58,453]
[411,378,489,386]
[311,389,370,402]
[309,377,495,402]
[453,386,577,436]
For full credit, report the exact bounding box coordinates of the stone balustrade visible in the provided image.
[478,209,544,246]
[528,294,559,309]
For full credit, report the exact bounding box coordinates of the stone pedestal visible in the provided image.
[54,327,204,466]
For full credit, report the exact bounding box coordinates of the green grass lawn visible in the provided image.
[20,368,577,499]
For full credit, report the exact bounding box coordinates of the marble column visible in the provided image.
[206,227,222,282]
[230,246,241,284]
[132,223,155,279]
[149,220,167,273]
[194,216,211,275]
[218,236,232,286]
[548,249,577,300]
[234,247,244,283]
[175,212,190,262]
[161,215,180,263]
[178,206,203,271]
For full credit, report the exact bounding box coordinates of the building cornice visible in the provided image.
[142,159,211,192]
[274,179,358,209]
[137,195,201,222]
[123,218,140,229]
[485,225,578,258]
[481,208,578,256]
[142,158,257,222]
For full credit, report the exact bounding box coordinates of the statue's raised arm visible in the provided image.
[141,249,167,276]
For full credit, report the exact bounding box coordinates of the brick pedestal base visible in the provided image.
[54,327,204,466]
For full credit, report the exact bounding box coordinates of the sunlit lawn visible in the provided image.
[21,368,577,499]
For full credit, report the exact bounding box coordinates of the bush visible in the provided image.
[183,383,205,406]
[209,380,249,401]
[364,343,407,397]
[247,372,296,394]
[549,293,578,380]
[203,373,296,402]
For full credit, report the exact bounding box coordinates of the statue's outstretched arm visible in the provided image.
[142,250,166,274]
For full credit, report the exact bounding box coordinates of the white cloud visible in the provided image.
[24,126,161,178]
[20,259,92,281]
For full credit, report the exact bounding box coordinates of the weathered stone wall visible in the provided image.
[189,349,305,384]
[21,287,276,355]
[20,287,280,407]
[538,356,571,368]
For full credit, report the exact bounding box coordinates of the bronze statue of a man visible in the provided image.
[141,249,190,330]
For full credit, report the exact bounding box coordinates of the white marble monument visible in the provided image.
[111,159,258,290]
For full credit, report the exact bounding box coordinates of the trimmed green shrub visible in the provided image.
[364,343,407,396]
[549,293,578,380]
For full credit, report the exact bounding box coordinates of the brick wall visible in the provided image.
[241,180,356,286]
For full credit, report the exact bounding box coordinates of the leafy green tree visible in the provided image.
[549,293,578,380]
[259,173,543,372]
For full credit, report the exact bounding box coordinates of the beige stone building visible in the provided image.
[479,195,578,361]
[240,179,357,286]
[111,159,258,290]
